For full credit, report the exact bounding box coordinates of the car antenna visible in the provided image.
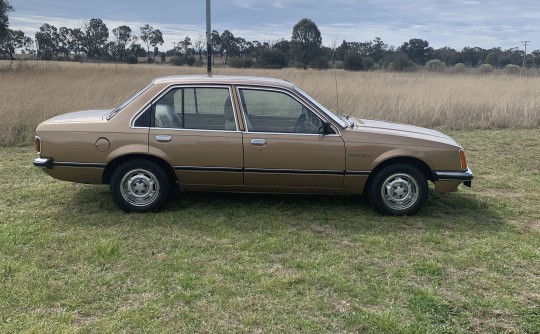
[332,39,339,115]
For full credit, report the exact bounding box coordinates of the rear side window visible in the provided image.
[134,106,152,127]
[153,87,235,131]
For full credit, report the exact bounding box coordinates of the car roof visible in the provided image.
[152,75,295,89]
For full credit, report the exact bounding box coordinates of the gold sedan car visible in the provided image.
[33,75,473,215]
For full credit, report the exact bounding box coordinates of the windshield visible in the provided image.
[293,86,348,128]
[106,83,154,120]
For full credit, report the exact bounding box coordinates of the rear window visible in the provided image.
[107,83,153,120]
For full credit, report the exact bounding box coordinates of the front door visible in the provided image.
[238,88,346,189]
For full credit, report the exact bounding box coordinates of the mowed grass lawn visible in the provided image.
[1,129,539,333]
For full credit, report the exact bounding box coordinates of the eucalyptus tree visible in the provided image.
[0,0,12,40]
[84,18,109,57]
[140,24,163,59]
[291,18,322,69]
[1,28,32,59]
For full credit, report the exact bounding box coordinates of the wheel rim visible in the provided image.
[380,173,419,211]
[120,169,160,207]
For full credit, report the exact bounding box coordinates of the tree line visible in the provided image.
[1,1,539,70]
[31,19,165,63]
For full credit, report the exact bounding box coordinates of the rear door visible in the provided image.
[148,85,244,186]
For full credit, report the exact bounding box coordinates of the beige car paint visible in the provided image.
[34,75,471,195]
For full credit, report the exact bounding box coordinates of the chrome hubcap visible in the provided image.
[120,169,160,207]
[381,173,419,210]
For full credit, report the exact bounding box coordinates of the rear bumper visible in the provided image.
[33,157,53,169]
[433,167,473,187]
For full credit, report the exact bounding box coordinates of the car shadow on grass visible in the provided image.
[57,185,505,234]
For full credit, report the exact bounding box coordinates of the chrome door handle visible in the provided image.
[156,135,172,142]
[250,138,267,146]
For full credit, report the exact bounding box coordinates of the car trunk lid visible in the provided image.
[45,109,113,124]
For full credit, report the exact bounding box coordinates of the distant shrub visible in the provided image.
[484,52,498,67]
[229,57,242,67]
[363,56,375,70]
[259,50,288,69]
[185,56,196,67]
[426,59,446,72]
[478,63,493,74]
[229,57,253,68]
[126,55,138,64]
[39,51,54,61]
[505,64,520,75]
[344,51,364,71]
[193,59,204,67]
[332,61,344,70]
[453,63,466,73]
[170,56,185,66]
[390,51,415,71]
[313,56,329,69]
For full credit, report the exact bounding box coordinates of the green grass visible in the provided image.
[1,129,539,333]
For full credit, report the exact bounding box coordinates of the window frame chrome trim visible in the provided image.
[150,126,242,134]
[235,85,342,136]
[130,84,239,132]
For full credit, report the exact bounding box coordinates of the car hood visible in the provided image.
[44,109,113,124]
[349,118,461,148]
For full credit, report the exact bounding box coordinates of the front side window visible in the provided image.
[153,87,235,130]
[239,89,324,134]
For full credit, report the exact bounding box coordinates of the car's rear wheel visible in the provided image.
[369,163,428,216]
[110,160,170,212]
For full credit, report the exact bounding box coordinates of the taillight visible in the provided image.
[459,150,468,171]
[34,136,41,154]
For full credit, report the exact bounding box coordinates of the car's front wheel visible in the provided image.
[369,163,428,216]
[110,160,170,212]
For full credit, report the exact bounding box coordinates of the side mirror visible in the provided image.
[319,121,332,135]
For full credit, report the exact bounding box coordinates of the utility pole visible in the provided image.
[206,0,212,75]
[521,40,530,69]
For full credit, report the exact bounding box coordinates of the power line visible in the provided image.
[521,40,530,68]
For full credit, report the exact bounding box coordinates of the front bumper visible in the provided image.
[33,157,53,169]
[433,167,473,187]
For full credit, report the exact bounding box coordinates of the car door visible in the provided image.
[147,85,243,186]
[238,87,346,189]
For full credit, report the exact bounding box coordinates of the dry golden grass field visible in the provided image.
[1,60,539,146]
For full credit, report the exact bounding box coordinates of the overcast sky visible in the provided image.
[7,0,540,51]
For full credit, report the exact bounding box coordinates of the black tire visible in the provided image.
[110,160,170,213]
[369,163,428,216]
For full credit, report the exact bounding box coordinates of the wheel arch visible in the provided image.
[364,156,433,193]
[102,154,177,186]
